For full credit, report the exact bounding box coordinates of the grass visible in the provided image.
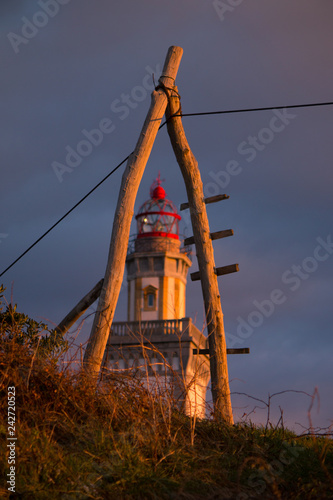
[1,313,333,498]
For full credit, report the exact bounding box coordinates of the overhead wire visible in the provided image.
[1,99,332,278]
[158,100,333,128]
[0,154,131,278]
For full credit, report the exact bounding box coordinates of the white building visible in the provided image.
[103,176,210,418]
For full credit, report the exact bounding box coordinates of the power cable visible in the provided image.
[1,99,332,278]
[159,100,333,128]
[181,100,333,117]
[0,154,131,278]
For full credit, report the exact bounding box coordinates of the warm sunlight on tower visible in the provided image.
[103,175,210,417]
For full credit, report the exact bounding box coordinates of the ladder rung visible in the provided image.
[184,229,233,246]
[193,348,250,355]
[180,194,229,211]
[191,263,239,281]
[215,263,239,276]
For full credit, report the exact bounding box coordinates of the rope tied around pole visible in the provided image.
[155,80,182,127]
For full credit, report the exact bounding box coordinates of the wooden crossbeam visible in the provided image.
[193,348,250,355]
[55,278,104,335]
[180,194,229,211]
[215,263,239,276]
[191,263,239,281]
[184,229,233,246]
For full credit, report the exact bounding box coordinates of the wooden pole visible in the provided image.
[166,88,234,424]
[54,279,103,335]
[83,46,183,378]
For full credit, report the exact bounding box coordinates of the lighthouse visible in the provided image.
[127,175,190,322]
[104,176,210,417]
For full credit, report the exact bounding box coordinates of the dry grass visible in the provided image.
[0,305,333,498]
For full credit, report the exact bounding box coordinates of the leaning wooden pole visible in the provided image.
[83,46,183,378]
[166,88,233,424]
[54,278,104,336]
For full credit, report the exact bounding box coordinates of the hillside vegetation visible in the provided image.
[1,289,332,499]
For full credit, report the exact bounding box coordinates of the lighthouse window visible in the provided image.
[143,285,157,311]
[154,258,163,271]
[140,258,149,272]
[148,293,154,307]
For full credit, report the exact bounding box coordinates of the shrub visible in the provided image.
[0,285,68,359]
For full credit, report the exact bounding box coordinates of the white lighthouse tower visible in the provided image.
[127,175,190,323]
[104,176,210,417]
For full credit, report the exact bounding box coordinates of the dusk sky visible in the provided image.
[1,0,332,431]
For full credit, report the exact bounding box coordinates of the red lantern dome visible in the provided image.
[152,185,166,200]
[136,175,181,240]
